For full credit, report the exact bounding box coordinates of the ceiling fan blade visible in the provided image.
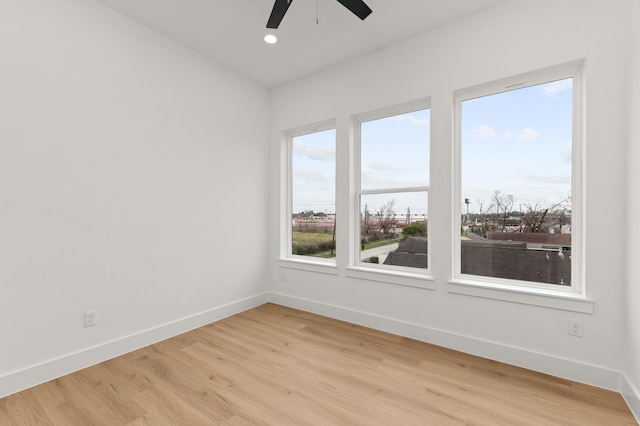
[267,0,293,29]
[335,0,372,21]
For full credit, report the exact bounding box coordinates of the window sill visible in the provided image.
[346,266,435,290]
[447,278,594,314]
[278,257,338,275]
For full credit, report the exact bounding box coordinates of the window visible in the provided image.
[454,62,583,293]
[287,125,337,263]
[355,102,430,273]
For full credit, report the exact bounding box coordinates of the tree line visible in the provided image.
[466,191,571,237]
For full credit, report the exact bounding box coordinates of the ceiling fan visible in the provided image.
[266,0,372,29]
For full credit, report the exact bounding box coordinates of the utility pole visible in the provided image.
[464,198,470,223]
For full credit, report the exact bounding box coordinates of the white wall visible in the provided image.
[625,0,640,417]
[269,0,629,390]
[0,0,269,396]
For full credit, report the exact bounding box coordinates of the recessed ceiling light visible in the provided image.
[264,34,278,44]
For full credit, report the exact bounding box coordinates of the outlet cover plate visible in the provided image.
[84,310,97,327]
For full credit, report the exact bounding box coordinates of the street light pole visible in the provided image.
[464,198,470,223]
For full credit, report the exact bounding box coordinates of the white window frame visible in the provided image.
[449,60,593,313]
[345,99,435,289]
[278,120,338,274]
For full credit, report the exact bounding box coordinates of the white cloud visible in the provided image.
[506,127,539,142]
[292,141,335,161]
[407,114,429,127]
[395,113,429,127]
[522,128,539,141]
[369,160,393,171]
[541,78,573,98]
[361,173,424,189]
[526,174,571,185]
[471,124,496,139]
[293,169,326,184]
[562,141,572,162]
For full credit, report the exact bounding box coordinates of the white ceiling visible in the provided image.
[94,0,507,88]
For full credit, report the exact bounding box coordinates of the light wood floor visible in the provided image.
[0,303,636,425]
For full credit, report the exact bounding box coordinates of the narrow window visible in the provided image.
[457,66,582,289]
[290,127,337,260]
[357,105,430,271]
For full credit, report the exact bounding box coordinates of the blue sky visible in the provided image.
[291,78,572,217]
[462,78,573,213]
[292,110,430,217]
[292,128,336,214]
[360,110,430,218]
[361,110,430,190]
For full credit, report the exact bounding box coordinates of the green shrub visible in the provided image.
[401,221,427,240]
[292,240,336,255]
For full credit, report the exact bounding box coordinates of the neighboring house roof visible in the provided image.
[487,232,571,247]
[461,240,570,285]
[383,252,427,269]
[396,236,428,254]
[383,237,428,269]
[382,235,571,285]
[462,232,487,241]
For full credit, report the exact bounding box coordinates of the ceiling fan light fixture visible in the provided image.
[266,0,371,29]
[264,33,278,44]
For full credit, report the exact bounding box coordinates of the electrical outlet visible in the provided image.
[84,310,97,327]
[568,320,583,337]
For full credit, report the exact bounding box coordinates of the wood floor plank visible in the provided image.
[0,392,53,426]
[0,303,637,425]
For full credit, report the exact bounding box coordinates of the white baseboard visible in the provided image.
[622,376,640,424]
[3,290,634,420]
[0,293,269,399]
[268,292,622,393]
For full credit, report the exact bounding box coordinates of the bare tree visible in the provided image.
[551,192,572,232]
[469,191,572,236]
[521,202,549,233]
[375,200,396,238]
[521,193,571,233]
[488,191,515,232]
[361,203,374,243]
[468,199,488,237]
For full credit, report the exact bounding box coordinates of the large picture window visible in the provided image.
[356,102,430,272]
[288,126,337,261]
[455,63,583,291]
